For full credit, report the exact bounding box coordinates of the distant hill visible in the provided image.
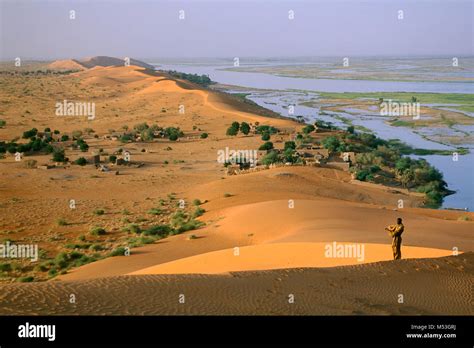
[47,59,87,71]
[48,56,155,70]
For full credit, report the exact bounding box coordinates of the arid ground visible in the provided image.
[0,58,472,315]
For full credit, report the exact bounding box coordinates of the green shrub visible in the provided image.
[176,219,204,233]
[147,208,162,215]
[89,244,104,251]
[143,224,173,236]
[125,223,141,234]
[134,122,149,132]
[355,169,373,182]
[22,128,38,139]
[17,276,34,282]
[226,121,240,136]
[259,141,273,151]
[255,125,278,134]
[52,148,67,162]
[0,263,12,272]
[90,226,106,236]
[93,209,105,216]
[57,218,68,226]
[165,127,184,141]
[240,122,250,135]
[261,151,279,165]
[192,207,205,218]
[302,125,315,134]
[110,247,127,257]
[74,157,87,166]
[200,132,208,139]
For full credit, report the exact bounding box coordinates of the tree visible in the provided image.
[302,125,315,134]
[261,132,270,141]
[165,127,184,141]
[395,157,412,174]
[283,147,297,163]
[77,139,89,152]
[284,141,296,151]
[226,122,239,136]
[22,128,38,139]
[261,151,279,165]
[52,148,66,162]
[141,128,154,142]
[74,157,87,166]
[322,136,340,152]
[259,142,274,151]
[134,123,149,132]
[240,122,250,135]
[400,170,414,188]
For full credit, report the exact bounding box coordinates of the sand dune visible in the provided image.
[130,242,456,275]
[58,197,472,281]
[1,253,471,315]
[47,59,86,71]
[48,56,155,70]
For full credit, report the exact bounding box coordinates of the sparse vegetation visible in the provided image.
[226,122,240,136]
[164,70,213,87]
[57,218,68,226]
[90,226,106,236]
[74,157,87,166]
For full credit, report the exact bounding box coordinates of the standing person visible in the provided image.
[385,218,404,260]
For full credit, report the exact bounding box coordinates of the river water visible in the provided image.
[153,62,474,210]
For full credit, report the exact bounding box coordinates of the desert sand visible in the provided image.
[0,253,472,315]
[0,59,472,315]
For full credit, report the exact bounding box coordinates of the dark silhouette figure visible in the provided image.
[385,217,404,260]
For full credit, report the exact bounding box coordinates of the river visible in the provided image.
[152,62,473,210]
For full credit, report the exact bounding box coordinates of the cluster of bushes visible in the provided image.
[119,123,184,142]
[124,211,204,240]
[338,131,451,207]
[259,141,301,165]
[0,127,91,165]
[0,127,56,155]
[164,127,184,141]
[36,251,98,277]
[255,124,278,141]
[314,120,336,130]
[73,138,89,152]
[165,70,213,87]
[226,121,250,136]
[1,69,80,76]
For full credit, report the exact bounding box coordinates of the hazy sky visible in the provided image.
[1,0,473,60]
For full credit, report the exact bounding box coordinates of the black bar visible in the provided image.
[0,316,472,346]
